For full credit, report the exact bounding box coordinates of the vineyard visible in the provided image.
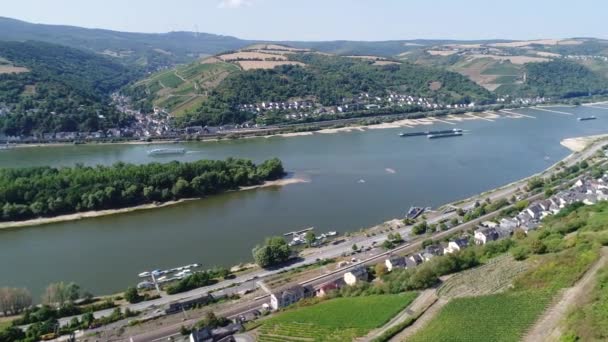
[256,293,417,342]
[408,291,553,342]
[438,255,530,299]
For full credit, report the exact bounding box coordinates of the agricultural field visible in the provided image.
[408,291,553,342]
[256,293,417,342]
[438,255,530,299]
[450,57,523,91]
[236,60,305,70]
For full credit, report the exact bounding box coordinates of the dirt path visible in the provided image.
[360,289,437,342]
[523,247,608,342]
[388,297,448,341]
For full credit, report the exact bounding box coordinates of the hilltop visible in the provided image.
[125,44,494,127]
[403,38,608,96]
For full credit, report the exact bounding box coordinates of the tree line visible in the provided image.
[0,157,284,222]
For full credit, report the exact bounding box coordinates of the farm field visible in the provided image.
[408,291,553,342]
[256,293,417,342]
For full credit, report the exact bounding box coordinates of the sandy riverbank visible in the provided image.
[0,176,310,231]
[561,134,608,152]
[4,110,520,150]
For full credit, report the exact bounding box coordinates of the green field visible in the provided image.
[153,71,184,88]
[409,291,552,342]
[257,293,417,342]
[481,61,521,75]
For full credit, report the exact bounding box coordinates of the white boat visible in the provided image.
[147,148,186,156]
[138,271,150,278]
[326,231,337,236]
[137,281,154,289]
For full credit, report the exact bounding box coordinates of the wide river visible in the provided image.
[2,106,608,298]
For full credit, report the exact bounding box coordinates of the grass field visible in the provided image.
[257,293,417,342]
[438,256,529,299]
[408,291,552,342]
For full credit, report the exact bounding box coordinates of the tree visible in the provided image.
[124,287,142,304]
[352,244,359,251]
[0,287,32,315]
[252,236,291,268]
[450,218,459,226]
[304,231,316,247]
[42,282,79,307]
[412,221,428,235]
[382,240,395,250]
[456,208,465,216]
[531,239,547,254]
[375,263,388,277]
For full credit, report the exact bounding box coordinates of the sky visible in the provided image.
[2,0,607,41]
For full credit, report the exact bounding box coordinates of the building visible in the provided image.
[443,237,469,254]
[314,278,345,297]
[408,254,424,266]
[270,284,306,310]
[385,255,407,272]
[474,227,499,245]
[344,266,368,286]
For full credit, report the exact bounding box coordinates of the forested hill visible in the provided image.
[0,41,140,136]
[519,60,608,98]
[178,53,494,127]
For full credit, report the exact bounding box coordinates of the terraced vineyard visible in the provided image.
[130,60,240,116]
[408,291,553,342]
[438,255,529,299]
[256,293,417,342]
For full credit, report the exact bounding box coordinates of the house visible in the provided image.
[189,324,242,342]
[344,266,368,286]
[408,254,424,265]
[443,237,469,254]
[270,284,306,310]
[422,245,443,261]
[385,255,407,272]
[315,278,345,297]
[480,221,498,228]
[525,204,544,220]
[474,227,499,245]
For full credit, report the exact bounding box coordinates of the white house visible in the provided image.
[344,267,368,286]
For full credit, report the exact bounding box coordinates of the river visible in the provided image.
[2,106,608,298]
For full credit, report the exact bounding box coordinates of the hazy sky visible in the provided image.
[2,0,607,41]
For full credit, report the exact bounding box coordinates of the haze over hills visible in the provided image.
[1,16,608,136]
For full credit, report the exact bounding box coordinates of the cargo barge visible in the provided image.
[400,128,462,137]
[428,132,463,139]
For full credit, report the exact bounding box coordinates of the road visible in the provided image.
[63,138,607,341]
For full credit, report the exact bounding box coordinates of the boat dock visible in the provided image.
[284,227,314,236]
[405,207,425,219]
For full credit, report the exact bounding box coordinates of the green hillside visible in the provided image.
[0,41,140,136]
[163,51,494,127]
[125,60,241,116]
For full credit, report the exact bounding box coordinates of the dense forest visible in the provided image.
[0,157,284,222]
[178,54,494,126]
[519,60,608,98]
[0,41,141,136]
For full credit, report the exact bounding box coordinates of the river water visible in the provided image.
[2,106,608,298]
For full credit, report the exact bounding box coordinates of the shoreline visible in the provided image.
[3,103,583,150]
[561,134,608,152]
[0,176,310,231]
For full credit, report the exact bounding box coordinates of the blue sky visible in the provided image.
[2,0,607,41]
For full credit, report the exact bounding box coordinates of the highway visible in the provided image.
[62,138,607,341]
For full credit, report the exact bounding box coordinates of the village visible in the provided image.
[252,172,608,311]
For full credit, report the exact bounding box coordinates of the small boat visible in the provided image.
[137,281,155,289]
[138,271,151,278]
[578,116,597,121]
[326,231,337,236]
[147,148,186,156]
